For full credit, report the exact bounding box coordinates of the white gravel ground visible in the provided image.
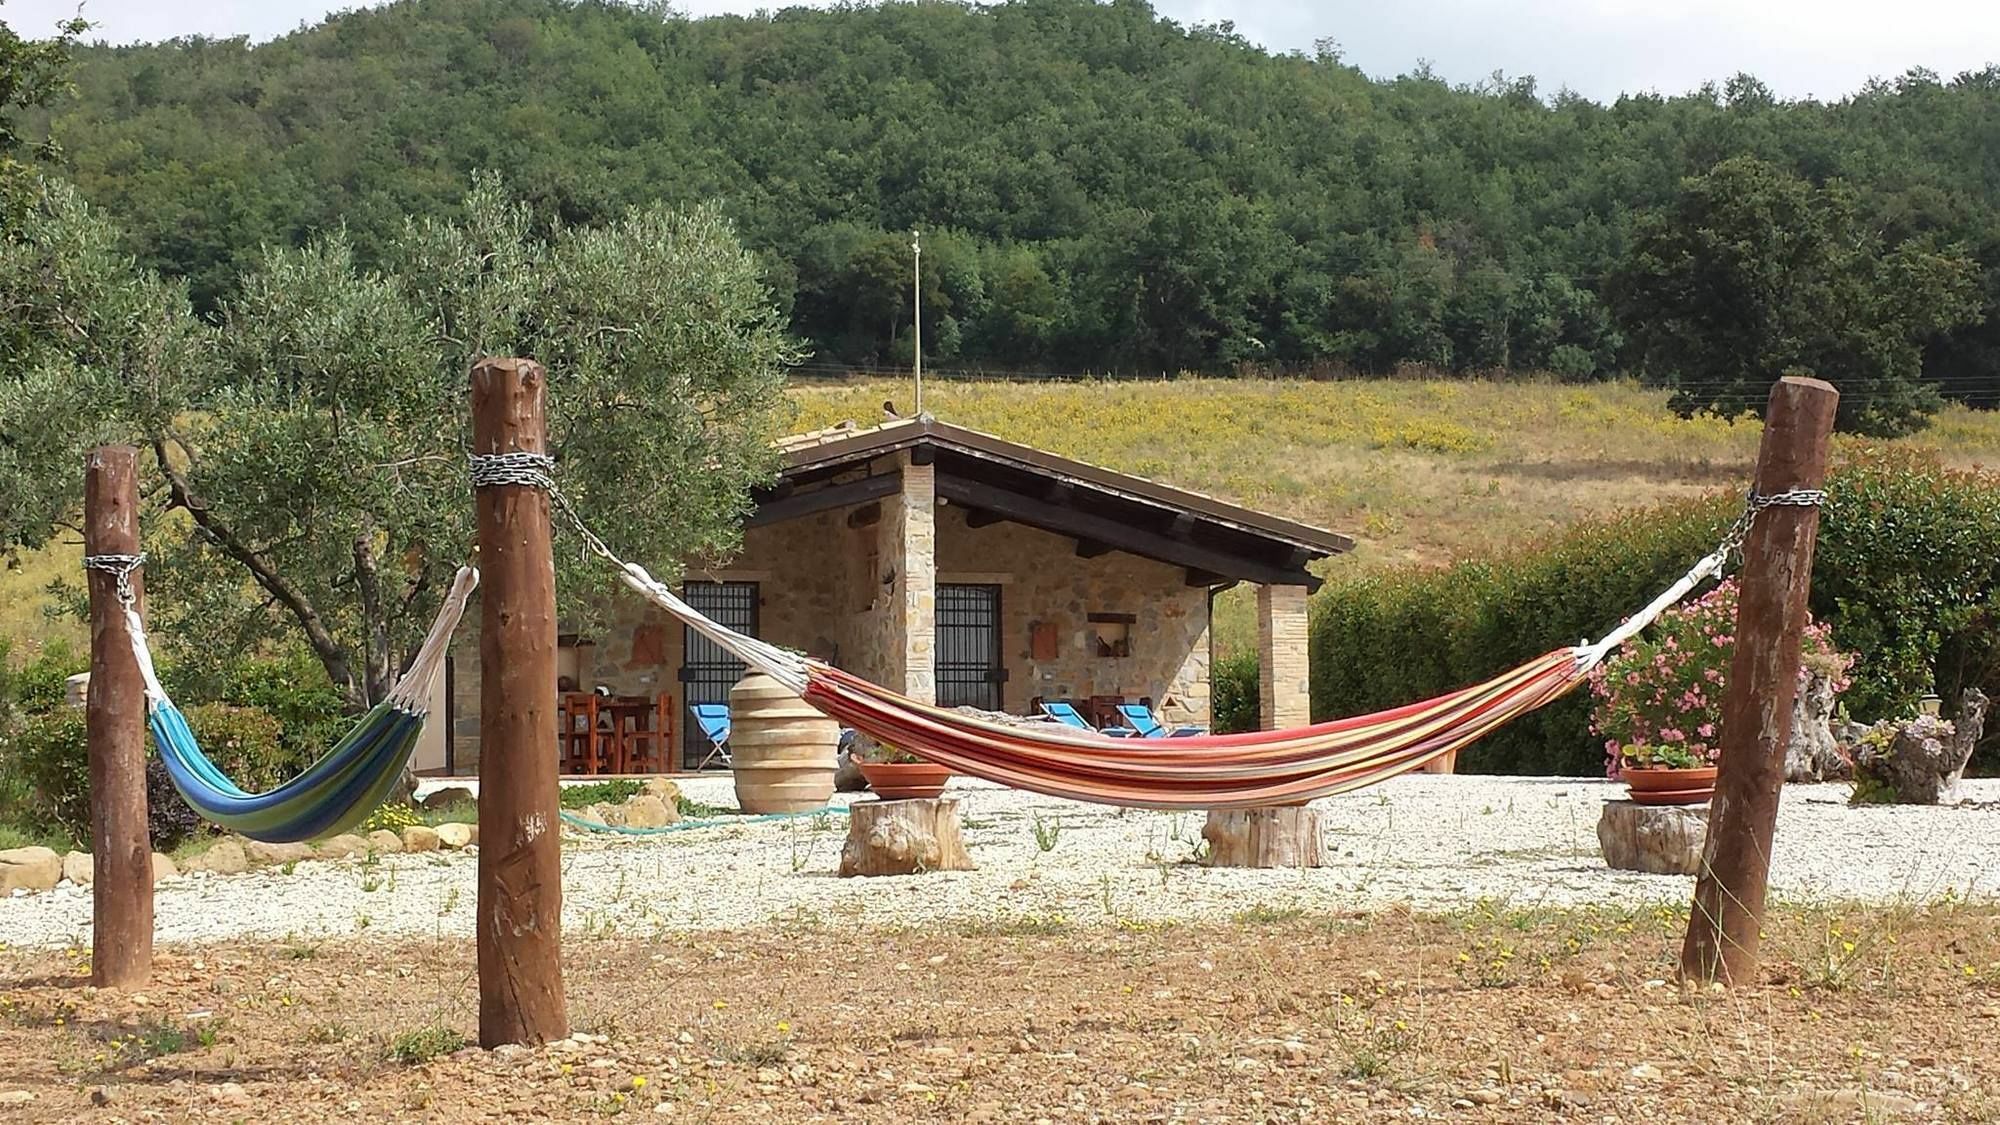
[5,774,1999,949]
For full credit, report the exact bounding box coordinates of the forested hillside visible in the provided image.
[24,0,2000,392]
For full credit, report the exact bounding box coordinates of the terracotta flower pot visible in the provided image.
[857,761,953,801]
[1618,765,1718,806]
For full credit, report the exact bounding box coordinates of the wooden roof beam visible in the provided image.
[746,471,902,528]
[936,474,1321,592]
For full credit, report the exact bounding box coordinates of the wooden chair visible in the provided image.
[558,692,603,774]
[619,695,675,775]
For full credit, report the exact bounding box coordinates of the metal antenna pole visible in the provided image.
[912,228,923,415]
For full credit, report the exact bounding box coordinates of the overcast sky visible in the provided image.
[7,0,1998,103]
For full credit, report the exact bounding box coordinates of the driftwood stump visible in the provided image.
[1851,690,1988,805]
[1598,800,1709,875]
[1784,669,1850,782]
[840,798,975,877]
[1202,807,1325,868]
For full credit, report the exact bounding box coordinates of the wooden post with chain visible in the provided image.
[84,445,152,989]
[1679,376,1838,985]
[471,358,568,1045]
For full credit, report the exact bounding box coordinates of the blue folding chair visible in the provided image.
[689,703,733,770]
[1039,700,1136,737]
[1115,702,1205,739]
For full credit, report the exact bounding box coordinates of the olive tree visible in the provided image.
[1,175,796,706]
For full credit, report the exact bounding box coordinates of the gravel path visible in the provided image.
[5,774,1999,948]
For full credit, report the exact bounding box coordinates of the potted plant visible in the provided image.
[1589,579,1852,806]
[854,740,952,801]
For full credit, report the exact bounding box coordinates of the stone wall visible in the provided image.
[934,503,1212,726]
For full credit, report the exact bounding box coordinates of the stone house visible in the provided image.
[431,415,1350,773]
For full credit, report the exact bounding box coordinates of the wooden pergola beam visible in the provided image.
[747,471,903,528]
[939,474,1320,591]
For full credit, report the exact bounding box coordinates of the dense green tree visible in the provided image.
[0,1,83,212]
[0,175,795,705]
[1615,157,1983,435]
[12,0,2000,419]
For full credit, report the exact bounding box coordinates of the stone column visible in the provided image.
[879,453,937,704]
[1257,584,1311,731]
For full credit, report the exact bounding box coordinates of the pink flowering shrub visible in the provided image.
[1588,579,1854,776]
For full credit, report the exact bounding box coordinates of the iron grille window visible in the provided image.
[937,583,1004,711]
[679,581,759,769]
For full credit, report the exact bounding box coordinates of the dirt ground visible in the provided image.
[4,901,2000,1123]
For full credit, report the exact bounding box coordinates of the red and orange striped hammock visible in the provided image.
[610,535,1729,809]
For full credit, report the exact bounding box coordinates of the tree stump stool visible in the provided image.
[840,797,975,877]
[1202,807,1325,868]
[1597,800,1709,876]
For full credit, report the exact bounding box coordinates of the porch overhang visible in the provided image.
[757,415,1350,592]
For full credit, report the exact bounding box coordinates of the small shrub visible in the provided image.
[8,640,86,717]
[388,1025,465,1065]
[5,707,90,839]
[359,801,421,833]
[559,780,641,809]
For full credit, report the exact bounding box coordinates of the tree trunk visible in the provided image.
[1202,807,1325,868]
[839,798,975,877]
[353,530,392,705]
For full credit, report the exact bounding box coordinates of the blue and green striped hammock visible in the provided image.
[119,567,478,843]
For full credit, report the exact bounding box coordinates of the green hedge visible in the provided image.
[1211,651,1260,734]
[1310,450,2000,775]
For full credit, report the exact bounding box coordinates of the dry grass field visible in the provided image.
[8,378,2000,665]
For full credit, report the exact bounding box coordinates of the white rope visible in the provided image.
[89,552,479,715]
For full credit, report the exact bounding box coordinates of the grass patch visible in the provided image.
[387,1025,465,1065]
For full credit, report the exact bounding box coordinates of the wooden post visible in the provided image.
[84,445,151,989]
[1679,376,1838,985]
[472,358,568,1046]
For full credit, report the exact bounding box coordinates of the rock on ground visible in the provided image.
[622,795,678,829]
[366,830,403,854]
[316,834,370,860]
[640,778,683,805]
[399,826,441,853]
[61,851,92,886]
[243,840,315,867]
[435,823,475,849]
[420,786,475,811]
[0,847,62,894]
[150,853,179,882]
[186,839,249,876]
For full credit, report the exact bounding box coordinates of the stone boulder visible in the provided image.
[640,778,683,806]
[366,829,404,854]
[578,803,626,828]
[1785,669,1851,782]
[1851,690,1989,804]
[150,853,179,882]
[185,839,248,876]
[0,846,62,893]
[435,822,475,849]
[244,840,316,867]
[62,851,93,886]
[622,795,679,829]
[420,786,476,812]
[399,826,441,853]
[316,834,371,860]
[1597,801,1709,876]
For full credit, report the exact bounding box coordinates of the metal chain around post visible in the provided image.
[82,552,147,610]
[1718,488,1827,560]
[468,451,622,567]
